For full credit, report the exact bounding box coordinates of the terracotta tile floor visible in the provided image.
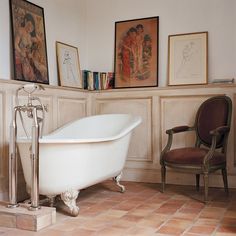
[1,180,236,235]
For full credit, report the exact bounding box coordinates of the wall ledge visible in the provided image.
[1,78,235,94]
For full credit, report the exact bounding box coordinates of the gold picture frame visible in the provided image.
[168,31,208,86]
[114,16,159,88]
[56,41,82,88]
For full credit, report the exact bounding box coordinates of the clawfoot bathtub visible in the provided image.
[17,114,141,216]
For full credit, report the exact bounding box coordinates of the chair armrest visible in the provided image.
[161,126,195,163]
[210,126,230,136]
[166,125,194,134]
[204,126,230,165]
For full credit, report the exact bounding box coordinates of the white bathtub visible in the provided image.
[17,114,141,216]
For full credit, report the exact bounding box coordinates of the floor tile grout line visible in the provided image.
[212,198,231,236]
[1,182,236,235]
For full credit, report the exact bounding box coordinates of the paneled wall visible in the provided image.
[91,85,236,188]
[0,79,236,201]
[0,80,88,200]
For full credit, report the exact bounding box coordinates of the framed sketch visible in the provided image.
[56,41,82,89]
[9,0,49,84]
[168,31,208,86]
[114,16,159,88]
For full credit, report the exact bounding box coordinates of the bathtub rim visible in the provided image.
[17,113,142,144]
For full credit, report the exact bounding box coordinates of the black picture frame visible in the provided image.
[9,0,49,84]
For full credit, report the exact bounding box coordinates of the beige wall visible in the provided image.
[0,79,236,201]
[0,0,235,86]
[85,0,236,86]
[0,0,86,85]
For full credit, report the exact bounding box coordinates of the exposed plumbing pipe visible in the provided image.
[8,83,47,210]
[7,108,19,208]
[28,107,40,211]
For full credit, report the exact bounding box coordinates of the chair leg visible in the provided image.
[196,174,200,191]
[161,165,166,193]
[222,168,229,195]
[203,172,209,203]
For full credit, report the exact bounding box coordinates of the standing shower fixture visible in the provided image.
[8,83,47,211]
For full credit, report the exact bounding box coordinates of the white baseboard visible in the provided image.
[122,168,236,188]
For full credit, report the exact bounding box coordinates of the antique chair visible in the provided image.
[160,95,232,202]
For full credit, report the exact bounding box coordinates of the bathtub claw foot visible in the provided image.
[113,173,125,193]
[60,189,80,217]
[48,196,56,207]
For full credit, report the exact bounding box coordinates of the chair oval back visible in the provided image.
[195,95,232,148]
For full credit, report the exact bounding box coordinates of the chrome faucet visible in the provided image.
[8,83,48,211]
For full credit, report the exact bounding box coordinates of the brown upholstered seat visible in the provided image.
[164,148,225,166]
[160,95,232,202]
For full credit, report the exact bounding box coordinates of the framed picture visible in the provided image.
[9,0,49,84]
[168,31,208,86]
[56,41,82,89]
[114,16,159,88]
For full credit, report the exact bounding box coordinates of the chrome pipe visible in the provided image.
[28,107,41,211]
[8,83,46,211]
[7,108,19,208]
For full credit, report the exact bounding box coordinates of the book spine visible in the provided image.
[106,72,115,89]
[93,72,100,90]
[82,70,88,89]
[100,72,107,90]
[87,71,94,90]
[82,70,115,90]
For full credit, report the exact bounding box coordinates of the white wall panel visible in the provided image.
[0,92,4,177]
[0,80,236,201]
[95,97,152,162]
[57,97,87,127]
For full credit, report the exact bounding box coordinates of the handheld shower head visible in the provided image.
[23,83,37,89]
[22,83,45,94]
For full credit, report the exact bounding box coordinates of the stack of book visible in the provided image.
[82,70,115,90]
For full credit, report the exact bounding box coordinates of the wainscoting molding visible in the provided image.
[57,96,87,127]
[0,79,236,201]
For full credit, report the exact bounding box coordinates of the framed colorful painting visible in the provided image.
[56,41,83,89]
[9,0,49,84]
[114,16,159,88]
[168,31,208,86]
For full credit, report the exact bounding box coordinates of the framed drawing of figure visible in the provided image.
[168,32,208,86]
[114,16,159,88]
[56,41,83,89]
[9,0,49,84]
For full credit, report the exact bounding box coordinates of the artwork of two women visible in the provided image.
[11,0,49,84]
[115,17,158,88]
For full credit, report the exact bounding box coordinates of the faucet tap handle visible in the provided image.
[44,104,49,112]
